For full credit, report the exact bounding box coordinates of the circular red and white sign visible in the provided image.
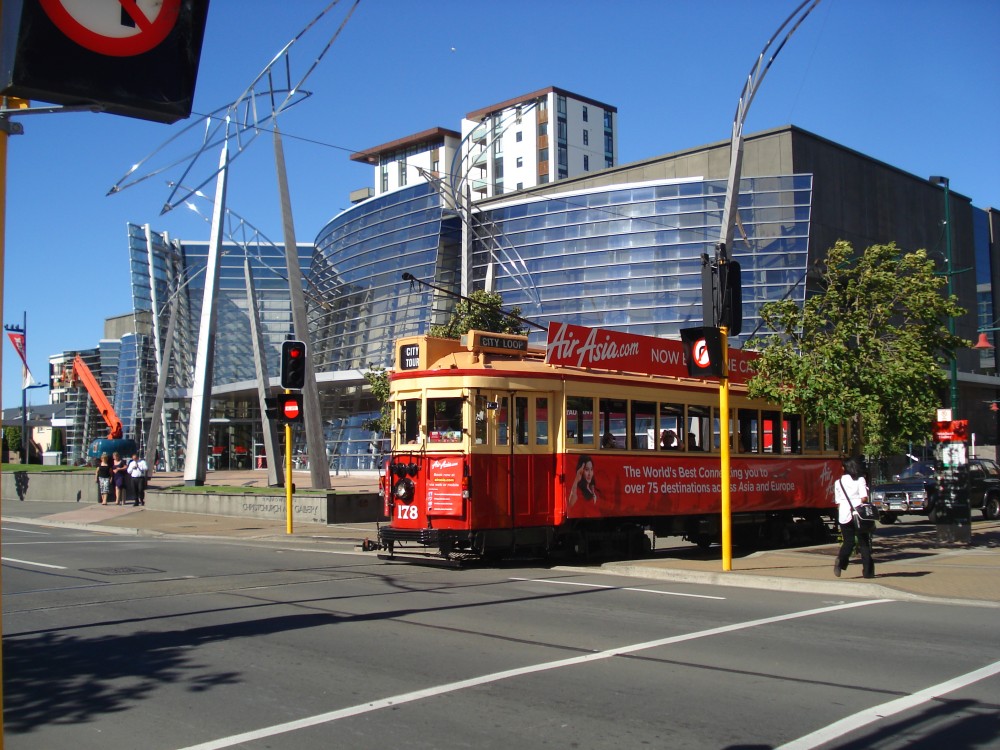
[40,0,182,57]
[282,399,301,421]
[692,339,711,368]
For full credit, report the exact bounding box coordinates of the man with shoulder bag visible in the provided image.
[833,456,876,579]
[127,453,149,506]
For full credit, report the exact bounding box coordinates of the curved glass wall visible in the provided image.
[471,175,813,348]
[312,181,460,370]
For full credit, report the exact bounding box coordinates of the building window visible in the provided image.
[538,122,547,137]
[538,147,548,162]
[516,156,523,168]
[583,155,589,171]
[606,156,613,168]
[558,146,567,168]
[516,182,523,190]
[583,130,589,146]
[557,95,566,115]
[540,173,549,184]
[398,161,407,186]
[380,165,388,192]
[604,110,612,128]
[582,105,588,122]
[604,133,613,153]
[516,131,523,142]
[431,158,440,174]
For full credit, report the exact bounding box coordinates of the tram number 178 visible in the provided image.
[397,504,419,520]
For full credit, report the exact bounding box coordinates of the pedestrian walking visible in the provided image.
[833,456,875,579]
[127,453,149,506]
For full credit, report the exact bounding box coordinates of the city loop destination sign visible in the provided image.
[544,322,756,385]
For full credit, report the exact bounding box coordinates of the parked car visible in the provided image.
[869,458,1000,523]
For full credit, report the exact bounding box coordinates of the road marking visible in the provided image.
[1,557,67,570]
[509,576,726,600]
[175,598,891,750]
[776,658,1000,749]
[1,526,50,535]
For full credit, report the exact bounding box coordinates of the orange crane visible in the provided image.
[61,355,137,458]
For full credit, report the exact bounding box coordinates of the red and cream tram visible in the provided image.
[378,323,844,562]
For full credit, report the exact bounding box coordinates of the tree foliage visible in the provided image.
[746,241,967,458]
[363,365,392,434]
[429,289,525,339]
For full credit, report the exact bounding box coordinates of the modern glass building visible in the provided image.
[100,124,997,473]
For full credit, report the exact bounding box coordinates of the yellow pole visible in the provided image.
[0,99,9,750]
[0,92,27,750]
[720,326,732,571]
[285,394,293,534]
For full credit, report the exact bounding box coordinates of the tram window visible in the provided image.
[428,397,463,443]
[496,396,509,445]
[632,401,656,450]
[515,397,529,445]
[659,402,683,450]
[784,414,802,454]
[599,398,626,449]
[804,421,822,452]
[400,399,421,444]
[824,424,841,454]
[474,395,488,444]
[566,396,594,446]
[762,410,781,453]
[687,405,711,452]
[738,409,759,453]
[536,397,549,446]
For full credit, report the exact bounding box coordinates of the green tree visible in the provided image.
[364,290,525,434]
[746,240,967,458]
[428,289,525,339]
[363,365,392,434]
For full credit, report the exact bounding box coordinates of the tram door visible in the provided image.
[479,392,556,529]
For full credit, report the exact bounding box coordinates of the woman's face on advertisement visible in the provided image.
[582,460,594,482]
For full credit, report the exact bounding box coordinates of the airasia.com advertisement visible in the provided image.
[545,321,757,385]
[426,457,464,516]
[563,454,838,518]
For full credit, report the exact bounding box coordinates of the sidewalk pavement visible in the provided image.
[3,468,998,608]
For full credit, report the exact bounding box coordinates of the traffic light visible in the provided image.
[264,396,278,421]
[277,393,303,423]
[280,340,307,390]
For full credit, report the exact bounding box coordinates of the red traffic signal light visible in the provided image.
[280,340,307,390]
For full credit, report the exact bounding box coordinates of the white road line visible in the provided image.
[175,598,891,750]
[1,557,67,570]
[509,576,726,600]
[776,659,1000,750]
[1,526,50,535]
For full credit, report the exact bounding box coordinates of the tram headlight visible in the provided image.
[393,477,415,504]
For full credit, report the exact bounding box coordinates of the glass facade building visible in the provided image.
[103,125,998,471]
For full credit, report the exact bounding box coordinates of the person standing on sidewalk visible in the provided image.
[111,452,127,505]
[127,453,149,506]
[833,456,875,579]
[95,453,112,505]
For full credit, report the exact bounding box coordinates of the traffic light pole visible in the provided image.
[720,327,732,571]
[285,390,293,535]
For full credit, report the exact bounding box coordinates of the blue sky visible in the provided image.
[3,0,998,409]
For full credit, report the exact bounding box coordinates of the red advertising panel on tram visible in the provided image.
[563,453,838,519]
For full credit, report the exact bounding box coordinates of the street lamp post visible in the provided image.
[930,175,958,416]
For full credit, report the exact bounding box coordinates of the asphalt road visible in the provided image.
[3,521,998,749]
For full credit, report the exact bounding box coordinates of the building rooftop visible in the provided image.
[350,126,461,165]
[464,86,617,122]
